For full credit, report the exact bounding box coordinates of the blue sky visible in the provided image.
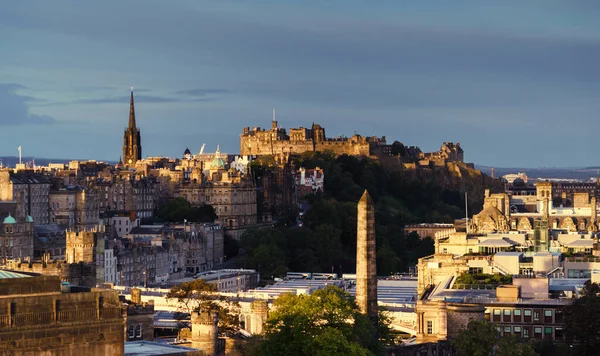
[1,0,599,167]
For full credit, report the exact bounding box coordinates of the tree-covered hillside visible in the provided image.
[237,152,497,277]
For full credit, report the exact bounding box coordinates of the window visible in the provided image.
[513,326,522,336]
[504,326,511,335]
[544,310,553,323]
[427,320,433,335]
[503,309,511,322]
[514,309,522,322]
[534,311,540,322]
[523,328,529,338]
[135,325,142,338]
[534,327,542,338]
[128,326,134,338]
[555,327,564,339]
[524,309,532,322]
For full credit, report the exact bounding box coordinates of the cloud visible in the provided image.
[0,83,56,125]
[41,94,217,106]
[173,88,231,96]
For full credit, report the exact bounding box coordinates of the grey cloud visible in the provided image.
[0,83,56,125]
[173,88,231,96]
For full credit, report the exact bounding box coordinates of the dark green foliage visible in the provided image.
[452,320,536,356]
[240,152,474,275]
[565,281,600,355]
[454,273,513,286]
[254,286,393,356]
[156,197,216,223]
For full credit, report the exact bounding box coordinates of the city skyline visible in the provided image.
[1,1,600,167]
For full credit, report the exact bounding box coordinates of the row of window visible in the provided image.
[491,308,561,323]
[500,325,563,340]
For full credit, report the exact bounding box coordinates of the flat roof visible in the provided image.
[124,341,200,355]
[0,270,32,279]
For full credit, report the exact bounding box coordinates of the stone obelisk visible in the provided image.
[356,189,378,328]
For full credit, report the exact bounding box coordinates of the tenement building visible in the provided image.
[0,170,50,224]
[0,271,125,356]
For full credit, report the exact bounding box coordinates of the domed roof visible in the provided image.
[27,215,34,223]
[211,157,226,170]
[3,214,16,224]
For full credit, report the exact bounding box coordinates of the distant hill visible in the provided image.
[0,156,117,167]
[477,165,600,182]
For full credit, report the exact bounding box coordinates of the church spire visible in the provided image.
[129,87,136,128]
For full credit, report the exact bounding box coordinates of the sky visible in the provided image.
[1,0,599,168]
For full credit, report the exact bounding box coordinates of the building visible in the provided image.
[0,197,34,262]
[49,185,99,230]
[0,271,125,355]
[294,167,324,199]
[240,120,384,157]
[0,170,50,224]
[123,90,142,166]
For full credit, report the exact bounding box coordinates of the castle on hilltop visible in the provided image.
[240,120,466,169]
[240,120,386,157]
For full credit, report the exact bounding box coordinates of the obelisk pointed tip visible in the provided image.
[359,189,373,204]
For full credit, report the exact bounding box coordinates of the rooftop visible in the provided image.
[124,341,200,356]
[0,270,32,279]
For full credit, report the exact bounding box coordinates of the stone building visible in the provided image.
[178,149,257,238]
[0,199,34,262]
[294,167,324,199]
[472,182,600,235]
[92,175,156,220]
[124,291,155,342]
[0,170,50,224]
[123,90,142,166]
[0,272,125,356]
[240,120,384,157]
[49,186,99,230]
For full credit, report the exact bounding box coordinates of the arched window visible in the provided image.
[135,324,142,338]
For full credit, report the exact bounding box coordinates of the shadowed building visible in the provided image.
[123,90,142,166]
[356,190,378,328]
[0,271,125,355]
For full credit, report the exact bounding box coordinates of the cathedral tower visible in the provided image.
[122,89,142,166]
[356,189,378,328]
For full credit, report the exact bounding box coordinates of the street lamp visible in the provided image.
[143,270,147,289]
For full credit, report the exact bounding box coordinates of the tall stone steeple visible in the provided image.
[122,89,142,166]
[356,189,378,328]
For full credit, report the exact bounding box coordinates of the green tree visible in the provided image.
[565,281,600,355]
[257,286,386,356]
[157,197,216,222]
[452,320,536,356]
[166,279,240,334]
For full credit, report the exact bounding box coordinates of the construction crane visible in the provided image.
[199,143,206,155]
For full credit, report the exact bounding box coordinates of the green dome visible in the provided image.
[27,215,34,223]
[210,157,226,170]
[3,214,16,224]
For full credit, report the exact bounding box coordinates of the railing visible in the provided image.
[452,284,500,290]
[565,256,600,263]
[58,308,97,322]
[0,307,123,329]
[12,312,54,325]
[100,307,123,319]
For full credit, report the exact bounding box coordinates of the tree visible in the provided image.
[257,286,386,356]
[156,197,216,223]
[565,281,600,355]
[452,320,536,356]
[166,279,241,335]
[166,279,217,314]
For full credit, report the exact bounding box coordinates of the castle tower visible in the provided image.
[191,310,219,356]
[356,190,378,328]
[122,89,142,166]
[66,230,96,264]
